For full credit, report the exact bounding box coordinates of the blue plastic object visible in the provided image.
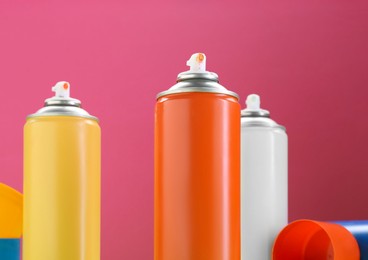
[336,221,368,260]
[0,239,20,260]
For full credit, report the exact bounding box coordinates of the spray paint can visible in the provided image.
[23,82,101,260]
[241,94,287,260]
[155,53,240,259]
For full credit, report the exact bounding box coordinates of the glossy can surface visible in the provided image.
[155,92,240,260]
[23,116,100,260]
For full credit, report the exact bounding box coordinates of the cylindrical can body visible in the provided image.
[23,116,101,260]
[155,92,240,259]
[241,117,287,259]
[335,221,368,260]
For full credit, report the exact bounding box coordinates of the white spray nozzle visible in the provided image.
[246,94,261,110]
[52,81,70,98]
[186,53,206,73]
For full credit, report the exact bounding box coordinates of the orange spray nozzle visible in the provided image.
[197,53,205,62]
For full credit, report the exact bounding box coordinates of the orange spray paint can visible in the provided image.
[154,53,240,259]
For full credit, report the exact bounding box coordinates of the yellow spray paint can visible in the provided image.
[23,81,101,260]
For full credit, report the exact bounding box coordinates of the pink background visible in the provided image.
[1,0,368,259]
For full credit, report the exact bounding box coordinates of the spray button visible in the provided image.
[246,94,261,110]
[242,94,270,118]
[186,53,206,73]
[52,81,70,98]
[44,81,81,107]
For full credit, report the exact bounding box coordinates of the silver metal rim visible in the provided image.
[241,110,270,118]
[242,122,286,131]
[157,71,239,99]
[242,117,286,131]
[27,113,98,121]
[44,97,81,107]
[27,104,98,121]
[177,71,219,82]
[157,87,239,99]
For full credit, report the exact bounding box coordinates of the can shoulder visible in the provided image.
[157,80,239,100]
[25,116,100,125]
[241,117,286,132]
[27,105,98,121]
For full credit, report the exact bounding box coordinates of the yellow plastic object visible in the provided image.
[23,116,101,260]
[0,183,22,238]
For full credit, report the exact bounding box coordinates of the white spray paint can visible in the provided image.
[241,94,288,260]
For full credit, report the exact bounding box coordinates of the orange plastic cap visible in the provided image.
[273,219,360,260]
